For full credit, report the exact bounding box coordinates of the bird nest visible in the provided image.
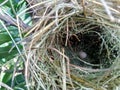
[24,0,120,90]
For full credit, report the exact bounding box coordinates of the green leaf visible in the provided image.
[2,65,14,84]
[0,34,11,45]
[14,74,26,90]
[2,72,13,84]
[0,43,23,63]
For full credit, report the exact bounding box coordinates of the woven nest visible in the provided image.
[23,0,120,90]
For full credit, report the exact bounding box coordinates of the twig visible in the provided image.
[0,0,8,6]
[100,0,114,21]
[0,82,13,90]
[48,47,75,89]
[0,8,29,30]
[62,48,66,90]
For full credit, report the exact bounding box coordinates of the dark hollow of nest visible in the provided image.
[59,22,114,69]
[47,15,118,69]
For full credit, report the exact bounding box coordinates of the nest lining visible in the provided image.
[47,15,118,69]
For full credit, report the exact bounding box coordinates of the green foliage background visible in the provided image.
[0,0,31,89]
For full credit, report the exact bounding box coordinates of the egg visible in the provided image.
[79,51,87,59]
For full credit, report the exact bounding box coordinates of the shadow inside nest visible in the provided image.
[46,15,119,70]
[61,25,113,69]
